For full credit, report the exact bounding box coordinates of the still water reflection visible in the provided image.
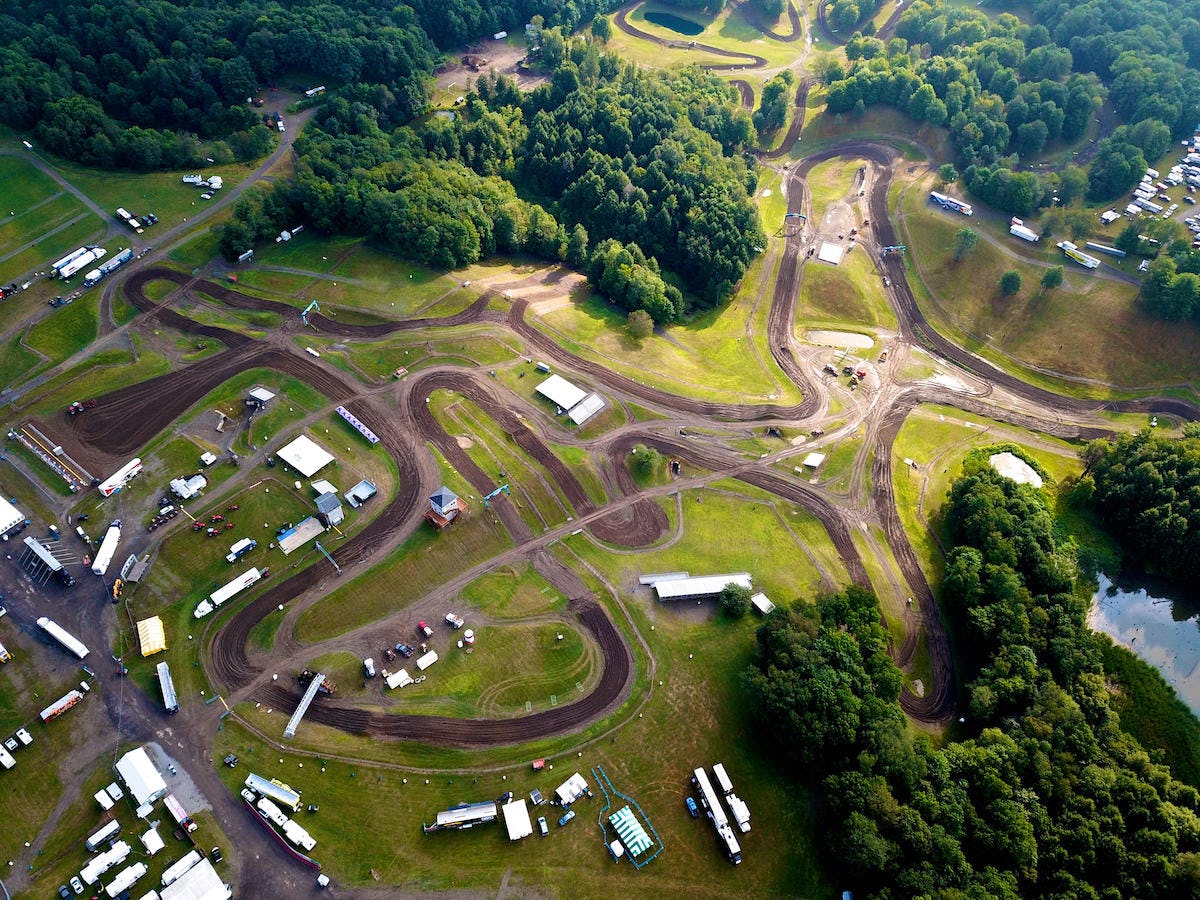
[1089,572,1200,716]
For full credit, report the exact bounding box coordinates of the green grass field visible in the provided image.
[46,157,252,232]
[798,248,896,331]
[16,341,172,417]
[22,293,99,359]
[535,265,800,405]
[896,173,1200,393]
[458,563,567,618]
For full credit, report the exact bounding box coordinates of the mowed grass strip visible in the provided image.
[805,155,868,215]
[0,192,82,256]
[458,562,567,619]
[572,487,845,604]
[22,293,99,361]
[537,282,801,405]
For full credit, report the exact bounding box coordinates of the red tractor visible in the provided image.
[210,514,225,524]
[192,522,206,531]
[67,402,84,415]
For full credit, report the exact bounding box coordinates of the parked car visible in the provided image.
[210,847,224,864]
[445,613,465,629]
[57,885,70,899]
[417,621,432,638]
[538,817,549,836]
[496,791,514,805]
[558,810,576,827]
[363,658,376,678]
[70,876,84,894]
[394,643,414,658]
[223,754,239,768]
[686,797,700,818]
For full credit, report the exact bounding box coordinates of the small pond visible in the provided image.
[643,10,706,36]
[1089,572,1200,716]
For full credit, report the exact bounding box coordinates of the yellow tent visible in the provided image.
[136,616,167,657]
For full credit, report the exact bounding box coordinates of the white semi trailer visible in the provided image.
[92,520,122,576]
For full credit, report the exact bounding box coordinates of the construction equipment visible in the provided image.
[483,484,510,508]
[301,300,320,327]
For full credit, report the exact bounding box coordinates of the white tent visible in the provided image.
[535,374,587,411]
[115,747,167,806]
[554,772,590,806]
[276,434,335,478]
[160,858,230,900]
[141,827,165,856]
[0,496,24,536]
[502,799,533,841]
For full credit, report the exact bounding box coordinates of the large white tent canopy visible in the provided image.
[277,434,335,478]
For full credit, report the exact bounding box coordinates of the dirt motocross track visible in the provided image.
[53,124,1198,747]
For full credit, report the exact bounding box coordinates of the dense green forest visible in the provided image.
[222,41,763,320]
[0,0,626,169]
[1082,429,1200,582]
[827,0,1200,214]
[746,452,1200,897]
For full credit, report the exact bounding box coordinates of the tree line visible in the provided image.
[1081,429,1200,582]
[744,450,1200,896]
[222,39,764,325]
[1,0,633,171]
[825,0,1200,215]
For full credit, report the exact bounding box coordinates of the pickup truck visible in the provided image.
[445,613,465,629]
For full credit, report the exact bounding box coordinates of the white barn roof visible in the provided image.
[502,799,533,840]
[535,374,587,411]
[652,573,752,601]
[802,452,826,468]
[160,858,230,900]
[115,747,167,806]
[567,393,606,425]
[277,434,334,478]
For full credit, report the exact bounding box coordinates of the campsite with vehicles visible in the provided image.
[1,0,1200,897]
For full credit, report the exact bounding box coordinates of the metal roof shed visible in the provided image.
[248,387,275,404]
[159,858,230,900]
[345,480,377,508]
[502,799,533,840]
[277,435,335,478]
[567,393,606,425]
[535,374,587,411]
[115,747,167,806]
[652,573,752,602]
[750,592,776,615]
